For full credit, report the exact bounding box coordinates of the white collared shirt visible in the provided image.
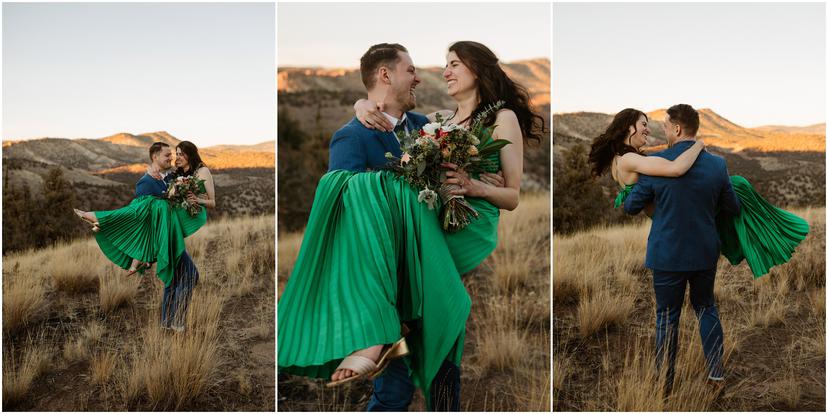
[383,112,409,139]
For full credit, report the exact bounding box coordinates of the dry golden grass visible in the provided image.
[2,339,51,405]
[577,288,635,338]
[63,336,89,363]
[90,351,117,385]
[554,207,825,411]
[98,267,140,313]
[474,295,529,371]
[277,230,304,291]
[2,271,47,334]
[125,292,223,409]
[3,214,275,411]
[49,243,101,293]
[490,192,550,292]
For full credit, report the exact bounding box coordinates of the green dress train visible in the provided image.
[615,176,809,278]
[93,182,207,287]
[277,135,501,403]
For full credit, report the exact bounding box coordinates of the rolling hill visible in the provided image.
[553,108,825,222]
[2,132,275,218]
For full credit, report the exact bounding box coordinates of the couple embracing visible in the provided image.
[278,41,544,410]
[589,104,809,392]
[74,140,216,331]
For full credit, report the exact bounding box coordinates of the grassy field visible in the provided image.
[277,192,551,411]
[553,207,825,411]
[2,215,275,411]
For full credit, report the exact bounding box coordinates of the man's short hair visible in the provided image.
[360,43,408,90]
[666,104,700,137]
[149,142,170,161]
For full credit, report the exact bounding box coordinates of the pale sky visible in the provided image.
[278,2,551,68]
[553,2,826,127]
[3,3,275,146]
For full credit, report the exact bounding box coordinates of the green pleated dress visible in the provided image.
[93,184,207,287]
[615,176,809,278]
[278,134,502,403]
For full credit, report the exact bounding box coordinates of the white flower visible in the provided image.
[470,135,480,145]
[415,137,431,147]
[422,122,442,136]
[417,188,438,210]
[443,123,464,132]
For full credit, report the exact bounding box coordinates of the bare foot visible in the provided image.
[331,344,383,381]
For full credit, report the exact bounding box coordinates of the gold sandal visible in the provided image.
[326,337,409,387]
[126,262,151,277]
[73,208,100,232]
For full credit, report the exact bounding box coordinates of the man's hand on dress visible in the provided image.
[355,99,393,132]
[479,171,505,187]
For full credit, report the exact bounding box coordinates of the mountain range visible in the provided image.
[554,108,825,207]
[3,132,275,216]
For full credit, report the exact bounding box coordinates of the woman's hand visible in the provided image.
[186,192,199,205]
[355,99,393,132]
[441,162,488,198]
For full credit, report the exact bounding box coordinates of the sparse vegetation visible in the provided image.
[2,215,275,411]
[553,207,825,411]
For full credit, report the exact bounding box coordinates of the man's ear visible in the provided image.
[377,66,391,85]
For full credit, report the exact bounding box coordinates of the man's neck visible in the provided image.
[671,136,696,147]
[151,164,169,177]
[367,89,403,119]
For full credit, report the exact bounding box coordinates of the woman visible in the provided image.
[589,109,808,278]
[587,108,705,211]
[278,41,544,403]
[74,141,215,286]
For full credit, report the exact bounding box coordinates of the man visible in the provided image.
[329,43,426,172]
[327,43,461,411]
[140,141,200,332]
[624,104,741,392]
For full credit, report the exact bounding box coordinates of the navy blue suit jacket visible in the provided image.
[135,173,168,198]
[328,112,429,172]
[624,141,741,271]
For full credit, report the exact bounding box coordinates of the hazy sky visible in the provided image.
[3,3,275,146]
[554,3,825,127]
[278,2,551,68]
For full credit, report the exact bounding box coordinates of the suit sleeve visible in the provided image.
[718,161,741,216]
[328,130,367,172]
[623,174,655,215]
[135,178,152,198]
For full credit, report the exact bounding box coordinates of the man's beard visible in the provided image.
[397,88,416,112]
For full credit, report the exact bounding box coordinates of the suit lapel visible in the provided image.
[375,129,402,157]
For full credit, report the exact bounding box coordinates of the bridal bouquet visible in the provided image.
[385,101,510,232]
[166,175,205,217]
